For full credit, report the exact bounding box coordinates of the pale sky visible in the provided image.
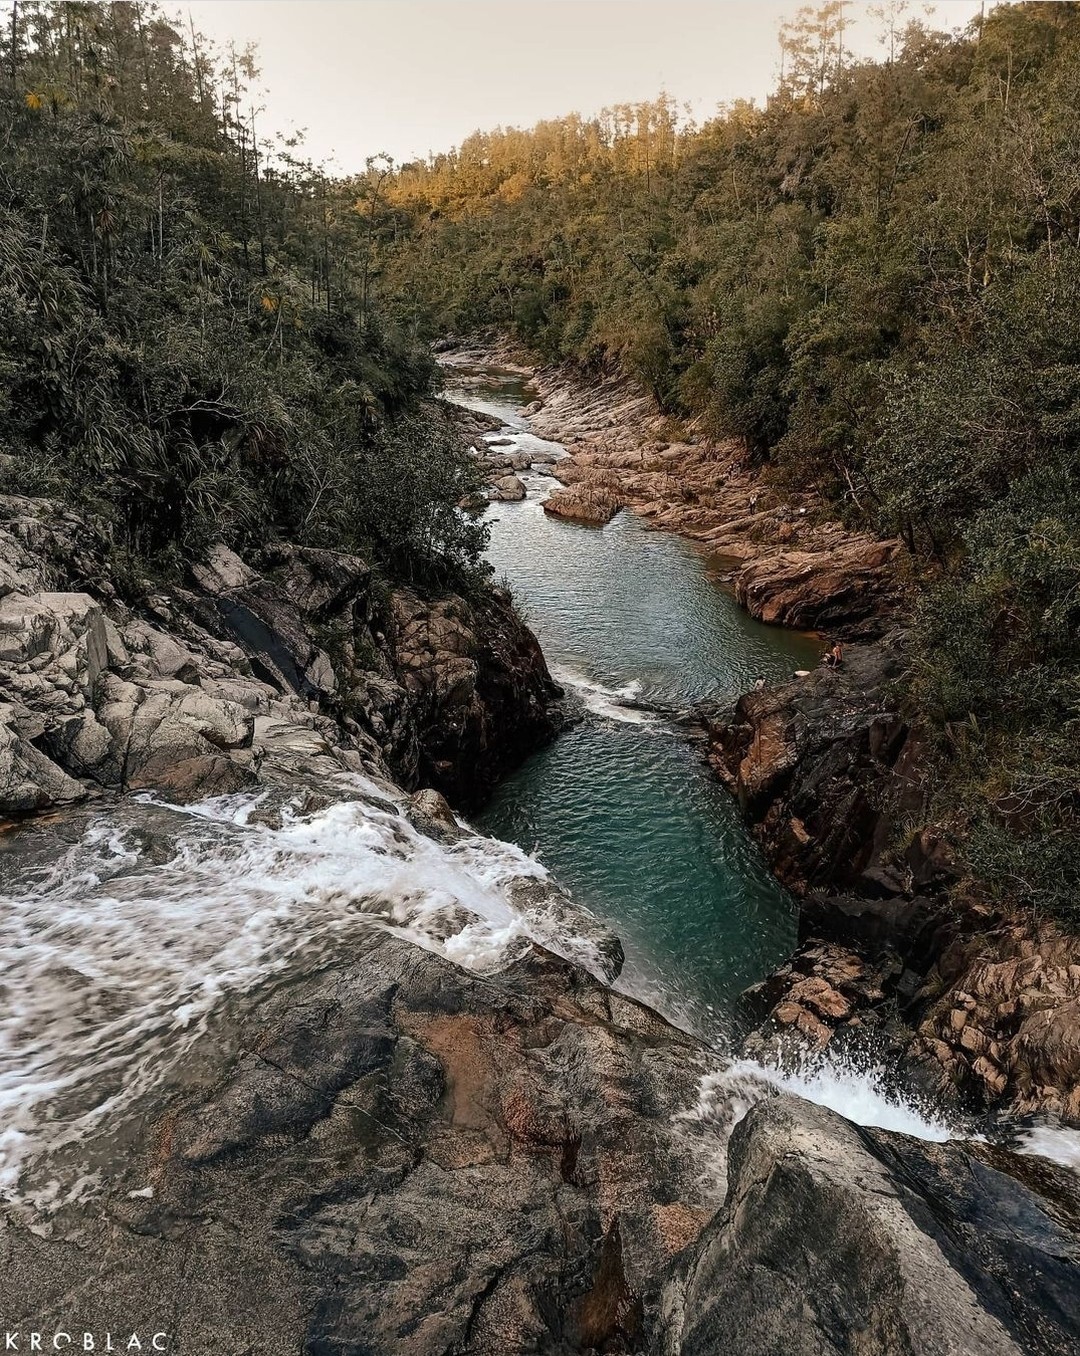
[182,0,994,172]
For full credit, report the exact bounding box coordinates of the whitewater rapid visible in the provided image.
[3,779,1077,1218]
[0,780,615,1211]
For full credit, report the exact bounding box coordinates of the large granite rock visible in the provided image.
[705,637,924,898]
[0,938,718,1355]
[732,538,903,639]
[669,1095,1080,1356]
[390,584,560,808]
[0,497,559,819]
[6,936,1080,1355]
[0,700,87,812]
[543,481,624,524]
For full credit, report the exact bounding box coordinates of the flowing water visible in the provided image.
[452,365,822,1031]
[0,779,619,1214]
[0,364,1070,1216]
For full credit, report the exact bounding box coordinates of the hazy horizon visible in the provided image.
[184,0,994,173]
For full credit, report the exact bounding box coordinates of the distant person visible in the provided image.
[822,642,844,669]
[752,675,766,690]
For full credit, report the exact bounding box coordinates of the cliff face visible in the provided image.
[0,494,560,821]
[704,638,1080,1128]
[704,636,926,898]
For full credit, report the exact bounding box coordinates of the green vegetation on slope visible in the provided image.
[376,2,1080,916]
[0,0,485,585]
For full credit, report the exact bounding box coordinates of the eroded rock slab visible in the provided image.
[0,938,718,1355]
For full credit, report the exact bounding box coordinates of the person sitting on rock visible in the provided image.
[822,641,844,669]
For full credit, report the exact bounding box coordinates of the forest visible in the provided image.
[371,0,1080,919]
[0,0,1076,919]
[0,0,485,585]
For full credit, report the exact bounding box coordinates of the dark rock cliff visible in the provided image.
[704,636,1080,1127]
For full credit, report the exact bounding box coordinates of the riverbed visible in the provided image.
[446,364,822,1034]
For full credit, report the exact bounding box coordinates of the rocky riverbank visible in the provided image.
[0,492,559,820]
[5,421,1080,1352]
[436,336,1080,1135]
[439,334,905,640]
[704,641,1080,1129]
[5,924,1080,1355]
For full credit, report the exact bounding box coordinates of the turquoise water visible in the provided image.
[449,367,822,1036]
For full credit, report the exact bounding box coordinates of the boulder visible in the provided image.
[490,473,527,501]
[542,481,623,524]
[389,585,560,807]
[732,539,904,640]
[671,1095,1080,1356]
[705,639,919,896]
[0,702,86,814]
[0,590,107,696]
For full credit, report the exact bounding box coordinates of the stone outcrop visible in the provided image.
[0,495,559,820]
[732,538,903,638]
[908,924,1080,1123]
[2,937,719,1354]
[7,934,1080,1355]
[390,584,560,808]
[543,479,625,525]
[704,636,926,897]
[705,638,1080,1127]
[668,1095,1080,1356]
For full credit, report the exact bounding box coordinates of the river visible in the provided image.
[447,364,821,1034]
[1,365,1068,1221]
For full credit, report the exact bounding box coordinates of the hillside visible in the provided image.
[378,0,1080,922]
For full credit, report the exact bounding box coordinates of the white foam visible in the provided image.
[0,784,608,1208]
[1015,1125,1080,1171]
[551,664,659,726]
[702,1056,955,1141]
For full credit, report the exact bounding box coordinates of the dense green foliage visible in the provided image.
[377,2,1080,917]
[0,0,485,584]
[0,1,1075,917]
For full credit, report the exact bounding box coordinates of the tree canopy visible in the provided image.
[376,1,1080,918]
[0,0,485,584]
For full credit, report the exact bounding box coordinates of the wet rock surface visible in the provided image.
[668,1095,1080,1356]
[6,937,1080,1355]
[1,937,718,1355]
